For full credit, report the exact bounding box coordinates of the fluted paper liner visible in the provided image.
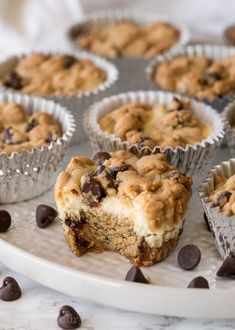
[0,91,75,204]
[84,91,225,186]
[146,44,235,113]
[199,159,235,259]
[0,51,118,144]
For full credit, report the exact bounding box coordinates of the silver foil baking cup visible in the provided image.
[0,50,118,144]
[223,100,235,156]
[199,158,235,259]
[67,9,190,92]
[83,90,225,186]
[146,44,235,113]
[0,91,75,204]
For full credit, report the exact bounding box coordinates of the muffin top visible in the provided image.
[2,53,106,96]
[209,175,235,216]
[153,55,235,100]
[225,25,235,45]
[99,98,211,149]
[71,19,180,58]
[0,102,61,154]
[55,150,192,234]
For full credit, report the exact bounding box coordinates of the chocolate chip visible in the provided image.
[92,151,111,165]
[81,173,106,204]
[36,204,57,228]
[57,305,81,329]
[172,97,184,110]
[213,191,232,208]
[2,127,13,144]
[45,132,53,143]
[25,119,38,132]
[3,71,23,90]
[125,266,149,284]
[0,276,22,301]
[178,244,201,270]
[0,210,11,233]
[94,165,105,176]
[110,165,131,179]
[204,71,222,84]
[216,252,235,279]
[63,55,77,69]
[70,25,87,39]
[187,276,209,289]
[203,212,211,232]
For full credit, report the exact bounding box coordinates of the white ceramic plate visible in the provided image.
[0,144,234,319]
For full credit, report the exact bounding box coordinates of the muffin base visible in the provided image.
[63,208,182,267]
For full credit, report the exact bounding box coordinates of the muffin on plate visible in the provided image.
[55,150,192,266]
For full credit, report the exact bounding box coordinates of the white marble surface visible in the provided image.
[0,142,235,329]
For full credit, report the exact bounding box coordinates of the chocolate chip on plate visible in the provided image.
[36,204,57,228]
[125,266,149,284]
[0,210,11,233]
[178,244,201,270]
[216,252,235,279]
[92,151,111,165]
[203,212,211,232]
[81,173,106,204]
[57,305,81,329]
[0,276,22,301]
[187,276,209,289]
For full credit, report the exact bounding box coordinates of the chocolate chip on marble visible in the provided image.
[216,252,235,279]
[110,165,131,179]
[63,55,77,69]
[57,305,81,329]
[81,173,106,204]
[25,119,38,132]
[2,127,13,144]
[3,71,23,90]
[0,276,22,301]
[0,210,11,233]
[187,276,209,289]
[36,204,57,228]
[92,151,111,165]
[178,244,201,270]
[125,266,149,284]
[203,212,211,232]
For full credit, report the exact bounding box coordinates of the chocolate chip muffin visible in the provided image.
[71,19,180,58]
[55,150,192,266]
[2,53,106,96]
[209,175,235,216]
[99,98,211,149]
[153,55,235,100]
[224,25,235,45]
[0,102,61,154]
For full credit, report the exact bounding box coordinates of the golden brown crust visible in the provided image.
[99,99,211,149]
[2,53,106,96]
[72,20,180,58]
[154,55,235,100]
[0,102,61,154]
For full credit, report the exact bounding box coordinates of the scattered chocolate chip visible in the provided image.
[3,71,23,90]
[2,127,13,145]
[187,276,209,289]
[36,204,57,228]
[125,266,149,284]
[0,210,11,233]
[178,244,201,270]
[81,173,106,204]
[94,165,105,176]
[92,151,111,165]
[63,55,77,69]
[213,191,232,208]
[25,119,38,132]
[110,165,131,179]
[203,212,211,232]
[57,305,81,329]
[216,252,235,279]
[0,276,21,301]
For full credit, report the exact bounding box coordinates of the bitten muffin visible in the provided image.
[2,53,106,96]
[208,175,235,216]
[71,19,180,58]
[153,55,235,100]
[55,150,192,266]
[0,102,61,154]
[99,97,211,149]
